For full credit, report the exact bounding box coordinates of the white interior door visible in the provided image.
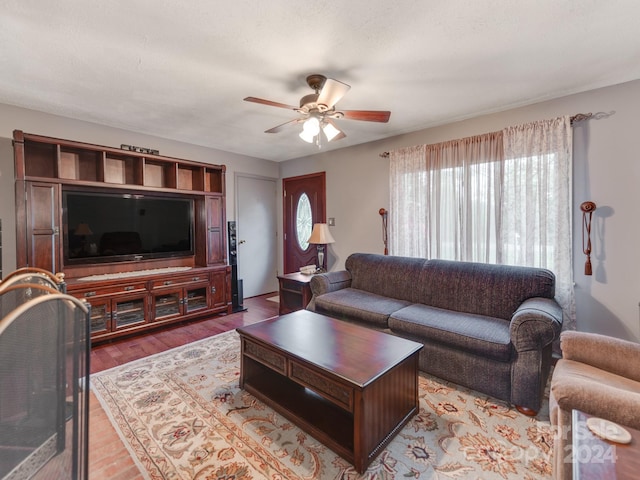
[236,174,278,298]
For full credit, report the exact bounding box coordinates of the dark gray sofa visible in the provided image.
[307,253,563,414]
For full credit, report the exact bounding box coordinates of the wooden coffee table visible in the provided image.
[237,310,423,473]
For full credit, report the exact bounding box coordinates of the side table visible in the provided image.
[572,409,639,480]
[277,272,313,315]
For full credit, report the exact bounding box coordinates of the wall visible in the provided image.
[0,103,279,274]
[280,79,640,342]
[2,80,639,342]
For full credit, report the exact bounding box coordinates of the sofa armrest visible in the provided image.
[560,330,640,383]
[306,271,352,311]
[510,297,563,352]
[309,271,352,296]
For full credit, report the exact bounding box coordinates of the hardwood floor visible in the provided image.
[88,293,279,479]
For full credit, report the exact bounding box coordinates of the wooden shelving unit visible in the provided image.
[17,131,225,195]
[13,130,232,342]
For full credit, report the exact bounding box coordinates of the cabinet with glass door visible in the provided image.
[74,282,148,335]
[150,275,211,321]
[82,292,148,335]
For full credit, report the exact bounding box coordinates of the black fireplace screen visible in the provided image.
[0,286,90,480]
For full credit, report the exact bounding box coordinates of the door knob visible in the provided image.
[239,240,246,244]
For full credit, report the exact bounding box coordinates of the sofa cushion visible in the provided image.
[345,253,427,303]
[418,259,556,320]
[388,304,512,362]
[314,288,412,328]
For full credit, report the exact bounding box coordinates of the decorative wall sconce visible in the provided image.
[379,208,388,255]
[580,201,596,275]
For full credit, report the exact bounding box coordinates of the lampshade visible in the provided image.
[299,116,344,145]
[307,223,335,244]
[322,122,341,142]
[299,129,316,143]
[74,222,93,236]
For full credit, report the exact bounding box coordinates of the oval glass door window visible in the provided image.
[296,193,312,250]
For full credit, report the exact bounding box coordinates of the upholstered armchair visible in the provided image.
[549,330,640,480]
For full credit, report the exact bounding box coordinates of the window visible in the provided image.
[296,193,312,250]
[389,116,574,331]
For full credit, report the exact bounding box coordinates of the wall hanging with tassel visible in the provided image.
[379,208,388,255]
[580,201,596,275]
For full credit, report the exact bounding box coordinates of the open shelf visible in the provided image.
[104,154,143,185]
[205,168,223,193]
[59,148,103,181]
[144,160,177,188]
[24,141,57,178]
[243,357,355,455]
[178,165,205,191]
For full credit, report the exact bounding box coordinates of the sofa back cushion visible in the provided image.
[346,253,426,303]
[420,259,556,320]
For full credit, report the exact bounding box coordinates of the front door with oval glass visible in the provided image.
[283,172,326,274]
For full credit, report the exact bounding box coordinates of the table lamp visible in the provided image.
[307,223,335,271]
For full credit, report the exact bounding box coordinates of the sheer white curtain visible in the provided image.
[502,116,574,330]
[389,116,574,330]
[388,145,427,256]
[389,131,504,262]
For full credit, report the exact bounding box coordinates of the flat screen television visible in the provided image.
[63,189,194,265]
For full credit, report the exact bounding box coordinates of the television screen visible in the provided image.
[63,190,194,264]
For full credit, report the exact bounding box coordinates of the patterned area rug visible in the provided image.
[91,330,553,479]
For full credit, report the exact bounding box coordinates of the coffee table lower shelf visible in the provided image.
[242,359,356,459]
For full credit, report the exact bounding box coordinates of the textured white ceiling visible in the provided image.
[1,1,640,161]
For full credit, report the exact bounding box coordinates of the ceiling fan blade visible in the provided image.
[341,110,391,123]
[264,118,303,134]
[323,119,346,142]
[317,78,351,110]
[244,97,298,110]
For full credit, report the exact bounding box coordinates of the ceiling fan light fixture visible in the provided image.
[302,116,320,135]
[322,121,341,142]
[299,116,321,143]
[299,129,316,143]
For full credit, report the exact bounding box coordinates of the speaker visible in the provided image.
[228,221,246,312]
[237,279,244,307]
[228,220,237,265]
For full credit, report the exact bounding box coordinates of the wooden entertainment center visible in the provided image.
[13,130,232,343]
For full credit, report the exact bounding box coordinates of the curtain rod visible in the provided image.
[379,112,595,158]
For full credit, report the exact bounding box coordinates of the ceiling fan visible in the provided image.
[244,74,391,146]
